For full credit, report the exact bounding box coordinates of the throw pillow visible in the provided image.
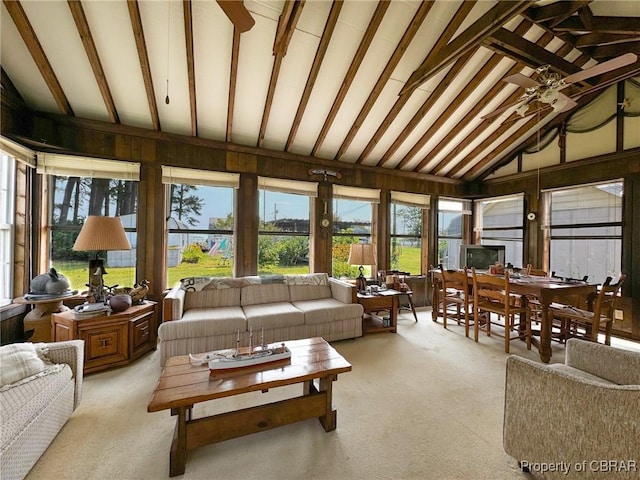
[0,343,47,387]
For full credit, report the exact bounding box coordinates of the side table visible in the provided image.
[52,301,158,374]
[15,294,81,342]
[357,290,401,334]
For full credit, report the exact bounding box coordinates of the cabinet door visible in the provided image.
[80,323,128,373]
[130,314,152,360]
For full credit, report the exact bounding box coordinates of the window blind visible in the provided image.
[258,177,318,197]
[391,191,430,208]
[333,185,380,203]
[37,153,140,181]
[162,166,239,188]
[1,136,35,167]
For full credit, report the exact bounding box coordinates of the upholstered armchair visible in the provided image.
[504,339,640,479]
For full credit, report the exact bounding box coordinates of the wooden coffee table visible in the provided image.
[148,337,352,476]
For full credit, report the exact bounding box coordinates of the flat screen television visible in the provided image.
[459,244,505,270]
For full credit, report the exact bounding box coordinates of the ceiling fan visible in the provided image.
[482,52,638,121]
[216,0,255,33]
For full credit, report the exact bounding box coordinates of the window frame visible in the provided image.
[390,191,430,275]
[0,153,16,306]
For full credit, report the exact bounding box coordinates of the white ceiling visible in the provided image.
[2,0,639,180]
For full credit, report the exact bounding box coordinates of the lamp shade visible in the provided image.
[348,243,376,266]
[73,216,131,252]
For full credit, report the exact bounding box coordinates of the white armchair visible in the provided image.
[504,339,640,479]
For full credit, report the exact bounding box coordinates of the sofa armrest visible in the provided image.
[504,355,640,471]
[163,284,186,322]
[329,277,357,304]
[46,340,84,409]
[565,338,640,385]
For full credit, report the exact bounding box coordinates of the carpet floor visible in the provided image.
[24,308,639,480]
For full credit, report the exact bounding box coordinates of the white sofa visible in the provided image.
[0,340,84,480]
[159,273,363,365]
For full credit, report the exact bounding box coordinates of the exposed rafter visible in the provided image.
[4,0,73,116]
[127,0,160,131]
[67,0,119,124]
[183,0,197,137]
[311,0,389,156]
[400,1,535,95]
[285,0,343,151]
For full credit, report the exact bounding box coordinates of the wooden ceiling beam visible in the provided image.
[311,0,389,156]
[285,0,343,151]
[400,1,534,95]
[183,0,197,137]
[485,28,586,79]
[226,28,241,142]
[258,0,305,148]
[127,0,160,131]
[577,5,594,30]
[356,1,475,165]
[378,49,475,168]
[574,32,640,48]
[590,41,640,60]
[553,16,640,34]
[334,0,433,161]
[3,0,73,116]
[420,22,553,175]
[464,57,640,181]
[524,0,591,23]
[67,0,119,124]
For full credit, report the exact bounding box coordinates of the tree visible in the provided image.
[170,184,204,227]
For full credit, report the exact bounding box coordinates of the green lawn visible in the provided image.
[53,247,422,293]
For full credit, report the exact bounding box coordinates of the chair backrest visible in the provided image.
[441,267,469,296]
[525,264,547,277]
[592,274,626,322]
[471,267,516,309]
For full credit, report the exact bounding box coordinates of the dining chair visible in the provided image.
[550,274,626,345]
[439,267,473,337]
[525,264,547,277]
[471,268,531,353]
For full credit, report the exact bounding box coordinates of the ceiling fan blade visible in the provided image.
[503,73,538,88]
[555,92,578,113]
[481,95,533,120]
[563,53,638,85]
[216,0,255,32]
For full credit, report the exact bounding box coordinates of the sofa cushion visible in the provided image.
[184,288,241,310]
[159,307,247,340]
[243,303,304,330]
[293,298,364,325]
[241,283,290,306]
[289,284,332,302]
[0,364,73,446]
[0,343,48,387]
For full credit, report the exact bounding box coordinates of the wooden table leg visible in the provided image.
[391,296,398,333]
[170,407,187,477]
[318,375,336,431]
[539,303,552,363]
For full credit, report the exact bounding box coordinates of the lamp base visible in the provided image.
[356,266,367,293]
[88,258,107,303]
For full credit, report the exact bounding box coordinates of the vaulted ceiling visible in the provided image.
[2,0,639,181]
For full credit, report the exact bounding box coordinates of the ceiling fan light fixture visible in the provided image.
[516,103,529,117]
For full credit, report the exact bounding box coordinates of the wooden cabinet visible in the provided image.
[52,302,157,374]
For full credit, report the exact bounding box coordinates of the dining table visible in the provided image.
[430,270,597,363]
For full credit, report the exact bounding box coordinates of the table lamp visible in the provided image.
[348,243,376,293]
[73,216,131,303]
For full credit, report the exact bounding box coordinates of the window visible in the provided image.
[162,167,238,285]
[332,185,379,278]
[38,154,140,293]
[437,197,470,270]
[0,153,16,306]
[390,191,429,275]
[544,181,623,282]
[258,177,316,276]
[475,194,524,268]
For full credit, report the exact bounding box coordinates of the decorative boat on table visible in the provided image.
[189,328,291,372]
